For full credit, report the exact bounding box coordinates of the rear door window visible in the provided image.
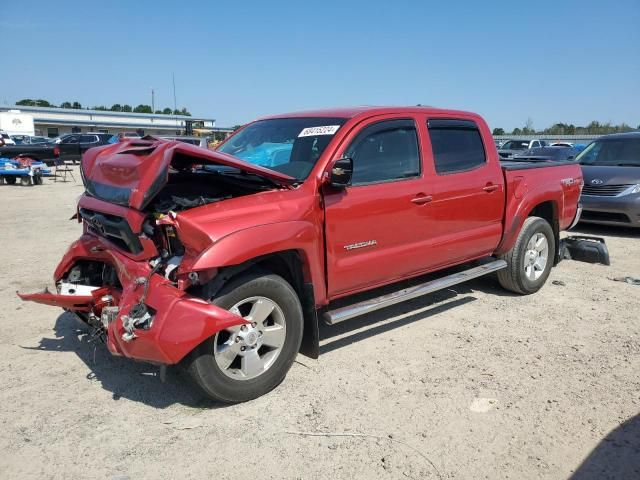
[427,119,486,174]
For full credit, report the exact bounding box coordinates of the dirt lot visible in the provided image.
[0,171,638,480]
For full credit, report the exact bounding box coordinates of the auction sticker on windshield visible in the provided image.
[298,125,341,137]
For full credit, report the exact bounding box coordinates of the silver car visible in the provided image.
[577,132,640,227]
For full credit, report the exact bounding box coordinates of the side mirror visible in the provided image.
[329,157,353,188]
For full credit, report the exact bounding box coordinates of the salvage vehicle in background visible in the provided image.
[11,135,52,145]
[498,139,548,159]
[20,106,597,403]
[577,132,640,227]
[1,130,16,145]
[0,157,50,185]
[159,135,209,148]
[513,146,580,162]
[0,138,58,164]
[56,133,117,164]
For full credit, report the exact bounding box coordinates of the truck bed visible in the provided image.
[0,144,57,164]
[500,159,576,171]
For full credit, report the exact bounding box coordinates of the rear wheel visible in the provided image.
[20,176,32,186]
[5,176,16,185]
[187,272,303,403]
[497,216,555,294]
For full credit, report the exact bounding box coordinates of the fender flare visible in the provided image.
[496,185,562,256]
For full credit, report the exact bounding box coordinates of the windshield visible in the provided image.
[218,117,347,181]
[501,140,529,150]
[576,138,640,166]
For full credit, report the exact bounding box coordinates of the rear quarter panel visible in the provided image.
[496,163,582,255]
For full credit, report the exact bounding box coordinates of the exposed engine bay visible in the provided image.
[145,167,274,214]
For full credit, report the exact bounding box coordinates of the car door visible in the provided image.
[323,116,435,297]
[79,135,99,157]
[421,117,505,266]
[59,135,80,161]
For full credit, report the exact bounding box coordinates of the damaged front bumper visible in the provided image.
[18,233,247,364]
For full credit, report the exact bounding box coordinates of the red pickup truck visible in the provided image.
[21,106,592,402]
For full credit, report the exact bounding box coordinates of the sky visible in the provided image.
[1,0,639,130]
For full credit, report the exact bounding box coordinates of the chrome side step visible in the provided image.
[323,259,507,325]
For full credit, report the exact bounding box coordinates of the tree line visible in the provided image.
[14,98,191,116]
[492,120,638,136]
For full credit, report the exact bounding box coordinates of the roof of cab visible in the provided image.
[258,106,480,121]
[598,131,640,140]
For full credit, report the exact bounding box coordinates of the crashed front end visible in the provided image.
[19,227,246,365]
[17,138,295,365]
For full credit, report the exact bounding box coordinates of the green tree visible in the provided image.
[154,110,162,114]
[133,104,153,113]
[93,105,108,111]
[15,98,35,106]
[110,104,123,112]
[162,107,173,115]
[122,105,132,112]
[512,127,522,135]
[172,107,191,116]
[60,101,73,109]
[34,99,52,107]
[492,128,505,136]
[72,101,82,109]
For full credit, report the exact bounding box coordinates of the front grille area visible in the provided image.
[79,208,143,253]
[581,210,631,223]
[582,184,633,196]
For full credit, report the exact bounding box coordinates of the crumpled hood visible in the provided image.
[81,138,295,210]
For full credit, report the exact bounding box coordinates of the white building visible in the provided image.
[0,105,233,138]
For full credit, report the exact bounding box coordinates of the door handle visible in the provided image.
[483,184,499,193]
[411,195,433,205]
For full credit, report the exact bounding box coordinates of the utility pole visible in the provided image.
[151,88,155,112]
[172,73,179,133]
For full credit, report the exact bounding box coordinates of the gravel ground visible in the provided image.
[0,171,638,480]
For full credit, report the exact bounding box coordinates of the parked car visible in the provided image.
[117,132,142,141]
[576,132,640,227]
[20,106,593,403]
[513,146,580,162]
[57,133,117,163]
[0,140,58,164]
[10,135,53,145]
[160,135,209,148]
[498,139,548,159]
[0,130,16,145]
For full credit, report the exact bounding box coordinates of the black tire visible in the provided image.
[497,216,555,295]
[5,176,16,185]
[20,176,32,186]
[186,272,304,403]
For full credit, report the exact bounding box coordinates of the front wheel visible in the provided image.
[186,272,304,403]
[497,216,555,294]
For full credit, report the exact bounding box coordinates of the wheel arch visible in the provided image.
[195,250,320,360]
[497,193,561,261]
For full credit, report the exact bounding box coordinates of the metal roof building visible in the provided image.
[0,105,233,138]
